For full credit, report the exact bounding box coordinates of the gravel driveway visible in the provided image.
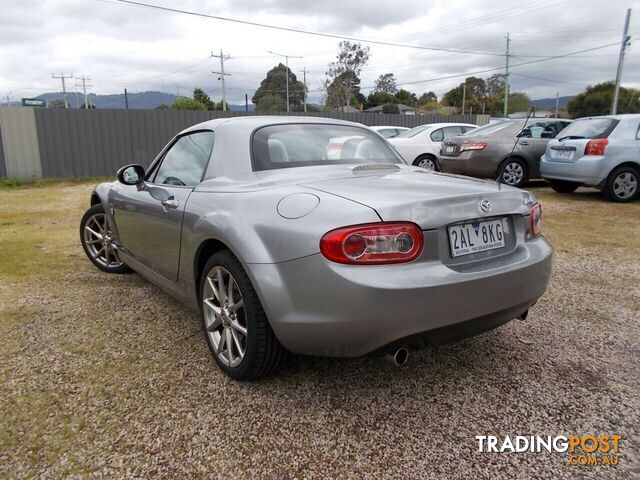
[0,182,638,478]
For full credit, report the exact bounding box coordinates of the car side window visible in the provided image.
[442,126,463,139]
[378,128,396,138]
[153,131,215,187]
[430,128,444,142]
[520,122,554,139]
[636,123,640,140]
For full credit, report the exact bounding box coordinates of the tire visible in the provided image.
[80,204,132,274]
[498,157,528,188]
[549,180,580,194]
[200,250,284,380]
[604,166,639,203]
[413,155,439,171]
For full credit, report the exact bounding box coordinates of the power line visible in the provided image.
[114,0,510,57]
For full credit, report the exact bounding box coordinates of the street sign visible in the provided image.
[21,98,47,107]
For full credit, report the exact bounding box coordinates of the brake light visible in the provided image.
[460,142,487,152]
[320,222,424,264]
[584,138,608,156]
[530,203,542,237]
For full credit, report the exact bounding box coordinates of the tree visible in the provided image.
[486,74,506,96]
[255,94,287,112]
[155,103,170,110]
[382,103,401,114]
[171,97,207,110]
[326,70,363,111]
[366,91,396,108]
[568,82,640,117]
[418,91,437,104]
[442,76,485,108]
[507,92,531,113]
[374,73,398,94]
[395,89,417,106]
[465,76,486,97]
[252,63,305,111]
[324,41,370,110]
[193,88,214,110]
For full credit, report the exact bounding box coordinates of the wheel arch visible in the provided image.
[413,152,437,164]
[606,161,640,180]
[498,154,529,176]
[193,238,235,298]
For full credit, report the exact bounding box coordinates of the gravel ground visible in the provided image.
[0,182,638,479]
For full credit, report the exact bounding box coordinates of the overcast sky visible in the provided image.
[0,0,637,105]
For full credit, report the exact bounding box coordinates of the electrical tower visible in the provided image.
[75,76,93,109]
[52,73,74,108]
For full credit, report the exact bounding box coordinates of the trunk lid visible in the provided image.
[302,166,533,229]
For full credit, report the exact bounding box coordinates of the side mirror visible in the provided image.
[117,164,146,186]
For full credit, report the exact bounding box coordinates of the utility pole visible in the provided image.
[555,92,559,118]
[245,93,248,112]
[268,51,302,112]
[503,33,510,118]
[300,67,308,112]
[75,76,92,109]
[52,73,73,108]
[612,8,632,115]
[461,82,466,115]
[212,49,231,111]
[124,88,129,109]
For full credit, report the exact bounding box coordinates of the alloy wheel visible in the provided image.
[612,172,638,200]
[417,158,435,171]
[501,162,524,186]
[202,266,247,368]
[83,212,124,269]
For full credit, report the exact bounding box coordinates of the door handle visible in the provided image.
[519,140,530,146]
[161,197,179,209]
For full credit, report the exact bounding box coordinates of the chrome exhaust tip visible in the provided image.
[386,347,409,366]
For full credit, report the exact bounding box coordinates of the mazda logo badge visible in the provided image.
[480,200,492,213]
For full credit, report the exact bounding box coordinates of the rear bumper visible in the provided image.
[540,154,607,187]
[439,154,498,178]
[247,236,553,357]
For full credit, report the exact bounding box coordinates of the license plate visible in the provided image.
[444,145,455,154]
[552,149,574,161]
[448,219,505,257]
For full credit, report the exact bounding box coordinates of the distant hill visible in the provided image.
[33,91,255,111]
[532,96,575,109]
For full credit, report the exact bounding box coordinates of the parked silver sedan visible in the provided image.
[541,114,640,202]
[80,116,552,379]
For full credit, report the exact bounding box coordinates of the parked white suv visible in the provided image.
[540,114,640,202]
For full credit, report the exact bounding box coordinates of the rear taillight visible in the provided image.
[460,142,487,152]
[320,222,424,265]
[584,138,608,155]
[530,203,542,237]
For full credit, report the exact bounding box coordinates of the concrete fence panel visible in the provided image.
[0,108,42,178]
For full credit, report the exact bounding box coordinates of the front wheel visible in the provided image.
[604,166,639,202]
[549,180,580,194]
[200,250,284,380]
[498,158,528,188]
[80,204,131,274]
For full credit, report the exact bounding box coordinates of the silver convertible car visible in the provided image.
[80,116,552,379]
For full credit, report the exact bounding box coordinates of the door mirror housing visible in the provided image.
[117,164,146,186]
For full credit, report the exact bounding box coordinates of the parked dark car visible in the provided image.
[439,119,572,187]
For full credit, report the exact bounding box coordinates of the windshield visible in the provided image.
[252,124,403,171]
[395,125,429,138]
[462,121,514,136]
[557,118,617,139]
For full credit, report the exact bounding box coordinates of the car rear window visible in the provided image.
[252,124,403,171]
[395,125,429,138]
[557,118,618,139]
